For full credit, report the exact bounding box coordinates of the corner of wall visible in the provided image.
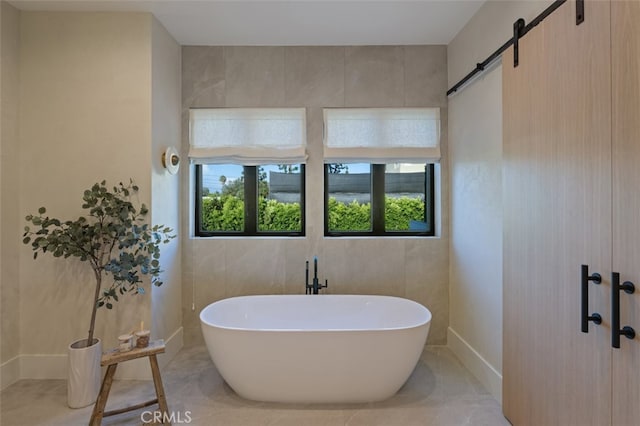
[7,326,184,382]
[1,0,22,390]
[0,356,20,391]
[150,13,183,361]
[446,0,550,406]
[448,327,502,403]
[16,11,157,379]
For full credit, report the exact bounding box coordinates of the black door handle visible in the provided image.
[612,272,636,348]
[581,265,602,332]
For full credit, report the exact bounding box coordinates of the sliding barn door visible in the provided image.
[503,1,611,424]
[611,1,640,424]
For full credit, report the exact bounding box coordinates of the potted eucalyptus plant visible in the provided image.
[22,180,174,408]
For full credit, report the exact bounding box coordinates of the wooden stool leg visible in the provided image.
[90,363,118,426]
[149,354,170,424]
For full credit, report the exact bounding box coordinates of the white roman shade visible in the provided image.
[323,108,440,163]
[189,108,307,165]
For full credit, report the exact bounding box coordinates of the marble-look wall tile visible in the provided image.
[284,46,345,107]
[304,107,325,252]
[181,249,200,346]
[225,46,285,107]
[405,239,449,344]
[324,239,406,297]
[283,239,312,295]
[182,46,225,108]
[182,239,227,347]
[436,108,450,240]
[223,239,287,296]
[181,45,226,193]
[192,239,227,305]
[404,45,448,107]
[345,46,404,106]
[182,45,449,346]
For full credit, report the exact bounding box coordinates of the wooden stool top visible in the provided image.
[101,339,166,366]
[91,339,169,425]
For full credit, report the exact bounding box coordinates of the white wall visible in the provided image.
[18,11,152,378]
[9,11,181,383]
[447,0,552,403]
[151,16,183,359]
[1,0,21,389]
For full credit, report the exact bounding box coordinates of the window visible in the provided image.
[325,163,434,236]
[190,108,307,237]
[196,164,305,236]
[323,108,440,237]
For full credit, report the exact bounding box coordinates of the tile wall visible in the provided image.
[181,46,449,346]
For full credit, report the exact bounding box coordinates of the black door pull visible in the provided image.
[581,265,602,333]
[612,272,636,348]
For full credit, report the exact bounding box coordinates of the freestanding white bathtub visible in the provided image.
[200,294,431,403]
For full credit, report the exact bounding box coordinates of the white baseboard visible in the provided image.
[447,327,502,404]
[5,326,184,384]
[20,354,67,380]
[0,356,21,390]
[160,326,183,369]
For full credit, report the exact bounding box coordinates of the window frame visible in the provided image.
[195,164,306,237]
[324,163,435,237]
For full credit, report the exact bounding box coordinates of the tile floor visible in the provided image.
[0,345,509,426]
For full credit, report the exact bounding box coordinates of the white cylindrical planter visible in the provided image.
[68,338,102,408]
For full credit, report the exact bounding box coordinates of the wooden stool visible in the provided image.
[89,339,169,425]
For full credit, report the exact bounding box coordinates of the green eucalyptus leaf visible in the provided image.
[24,179,175,345]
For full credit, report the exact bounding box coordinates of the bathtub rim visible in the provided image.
[199,294,432,333]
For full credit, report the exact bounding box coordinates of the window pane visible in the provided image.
[327,163,372,232]
[258,164,303,232]
[201,164,244,232]
[384,163,426,232]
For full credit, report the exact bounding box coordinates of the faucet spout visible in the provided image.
[305,256,328,294]
[314,257,318,279]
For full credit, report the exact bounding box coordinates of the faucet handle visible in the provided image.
[321,279,328,289]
